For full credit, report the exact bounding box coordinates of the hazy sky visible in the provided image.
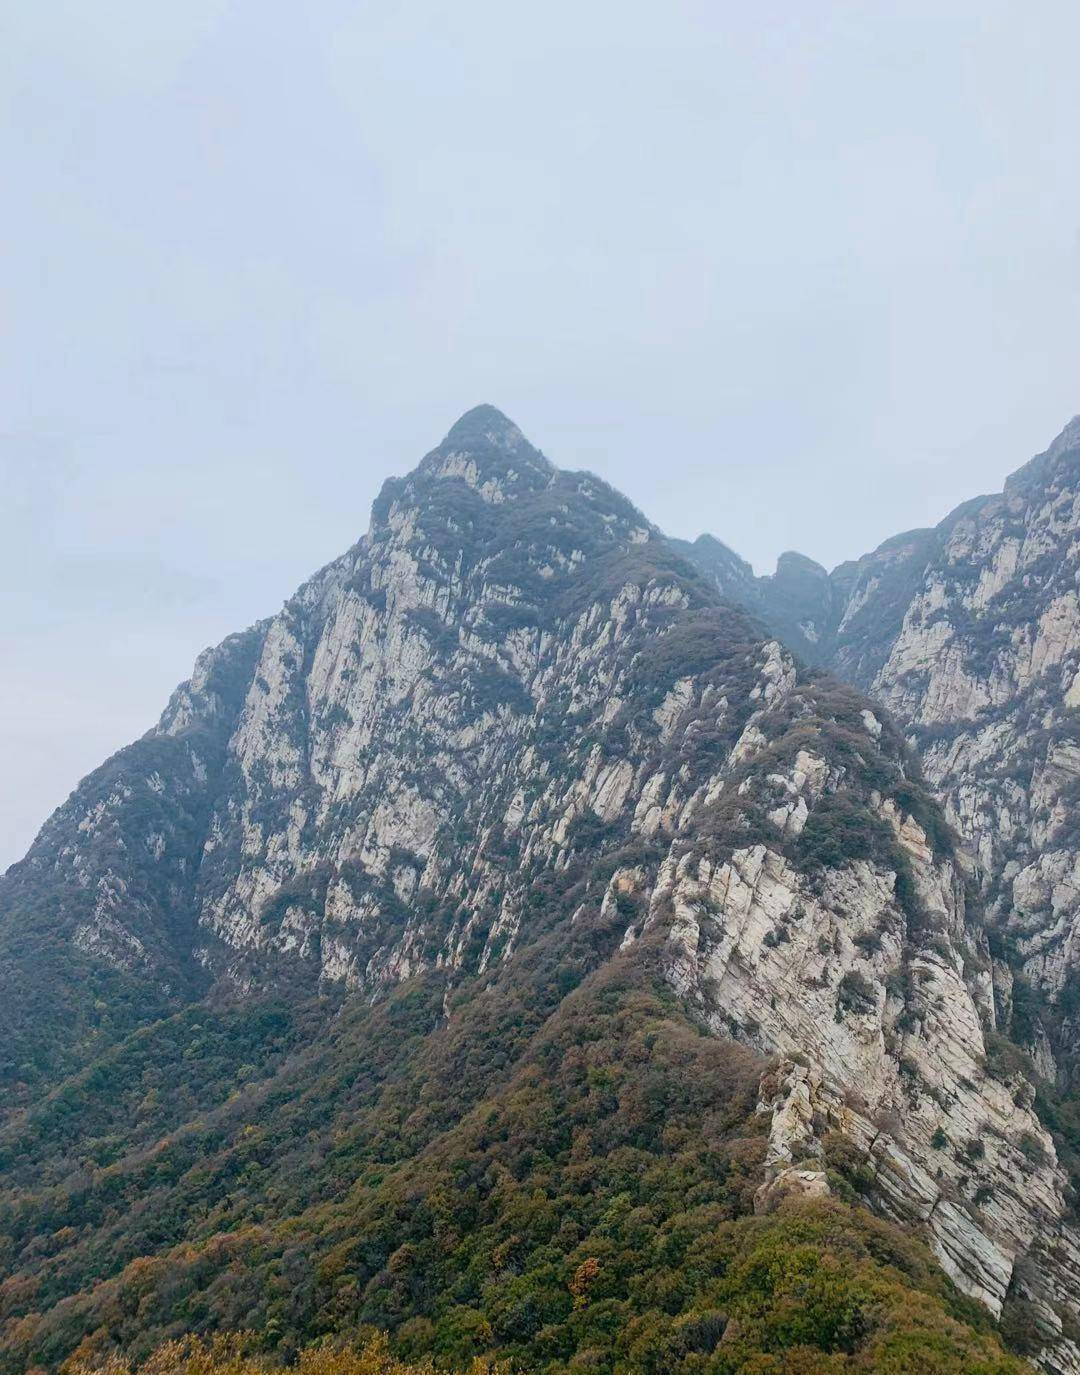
[3,1,1080,869]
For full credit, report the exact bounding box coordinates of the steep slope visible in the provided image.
[844,420,1080,1087]
[0,961,1029,1375]
[2,407,1078,1372]
[685,419,1080,1083]
[0,627,264,1105]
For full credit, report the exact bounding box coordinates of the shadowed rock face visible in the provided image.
[5,408,1080,1371]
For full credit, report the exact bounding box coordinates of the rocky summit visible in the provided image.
[5,407,1080,1374]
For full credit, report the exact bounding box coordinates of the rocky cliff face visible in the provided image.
[5,407,1080,1371]
[687,420,1080,1084]
[854,422,1080,1089]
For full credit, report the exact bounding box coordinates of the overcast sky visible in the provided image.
[3,1,1079,870]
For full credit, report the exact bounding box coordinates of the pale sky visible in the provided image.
[3,0,1080,869]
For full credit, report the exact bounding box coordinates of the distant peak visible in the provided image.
[1005,413,1080,497]
[397,405,554,510]
[443,404,528,453]
[1049,414,1080,458]
[774,550,828,580]
[693,532,737,553]
[679,533,755,580]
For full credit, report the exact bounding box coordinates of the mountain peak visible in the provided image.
[405,404,554,505]
[671,533,755,589]
[774,549,828,581]
[1048,413,1080,458]
[443,403,530,453]
[1004,413,1080,497]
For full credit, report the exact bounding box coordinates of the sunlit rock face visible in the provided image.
[7,406,1080,1370]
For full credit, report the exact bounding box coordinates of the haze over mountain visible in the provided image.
[6,407,1080,1374]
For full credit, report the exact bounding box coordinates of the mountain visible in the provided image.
[2,406,1078,1374]
[671,538,838,665]
[686,417,1080,1082]
[833,419,1080,1089]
